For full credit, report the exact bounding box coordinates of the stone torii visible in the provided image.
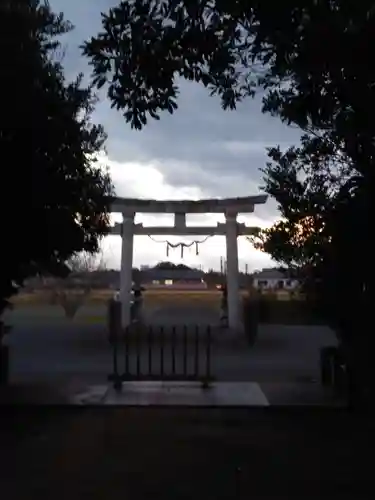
[110,195,267,333]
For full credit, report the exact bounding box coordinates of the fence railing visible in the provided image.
[107,300,214,391]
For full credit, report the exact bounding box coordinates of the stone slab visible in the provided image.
[72,381,269,406]
[71,385,109,404]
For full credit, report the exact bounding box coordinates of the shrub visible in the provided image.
[55,289,90,318]
[243,296,324,326]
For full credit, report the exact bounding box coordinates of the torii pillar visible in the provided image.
[119,211,135,329]
[225,210,242,332]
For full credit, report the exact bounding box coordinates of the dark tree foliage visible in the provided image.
[0,0,114,315]
[83,0,374,406]
[83,0,375,134]
[257,140,371,406]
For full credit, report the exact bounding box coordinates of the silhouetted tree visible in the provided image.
[0,1,114,316]
[50,250,108,318]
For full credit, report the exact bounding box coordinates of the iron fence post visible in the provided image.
[171,326,176,375]
[194,325,199,378]
[124,326,130,379]
[183,325,188,377]
[202,325,212,389]
[148,325,153,376]
[160,326,165,377]
[136,326,141,377]
[108,299,122,391]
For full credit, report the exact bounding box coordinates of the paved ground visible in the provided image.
[3,303,339,404]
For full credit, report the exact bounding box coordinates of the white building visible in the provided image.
[252,268,300,291]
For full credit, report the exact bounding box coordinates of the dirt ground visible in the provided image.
[0,407,372,499]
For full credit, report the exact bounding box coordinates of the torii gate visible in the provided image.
[110,195,267,332]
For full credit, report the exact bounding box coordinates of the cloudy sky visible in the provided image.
[51,0,301,272]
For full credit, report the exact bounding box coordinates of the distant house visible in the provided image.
[252,268,300,291]
[140,262,207,289]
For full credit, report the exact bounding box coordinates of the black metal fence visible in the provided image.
[107,300,214,391]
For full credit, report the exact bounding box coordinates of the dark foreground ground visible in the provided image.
[0,408,372,499]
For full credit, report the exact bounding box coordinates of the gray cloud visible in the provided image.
[51,0,299,229]
[95,82,299,187]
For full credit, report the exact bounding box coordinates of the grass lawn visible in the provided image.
[10,289,325,325]
[0,407,372,499]
[11,289,224,305]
